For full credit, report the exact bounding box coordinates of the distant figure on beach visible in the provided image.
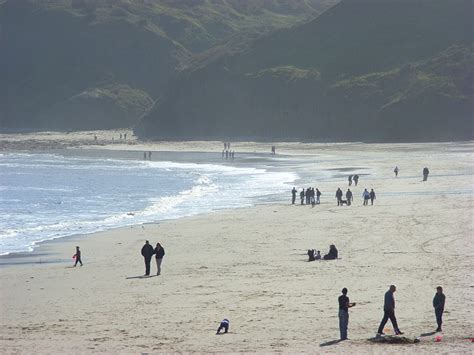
[310,188,316,207]
[316,188,321,204]
[154,242,165,276]
[271,146,276,155]
[124,133,127,140]
[394,166,399,177]
[120,133,122,140]
[348,175,353,186]
[231,151,234,159]
[291,187,297,204]
[323,244,338,260]
[338,288,356,340]
[216,318,230,334]
[306,187,311,205]
[335,188,343,206]
[362,189,370,206]
[353,174,359,186]
[346,189,353,206]
[141,240,154,276]
[423,167,429,181]
[225,150,229,160]
[377,285,403,336]
[300,189,305,205]
[148,151,152,160]
[73,246,83,267]
[308,249,316,262]
[315,250,321,260]
[144,152,147,160]
[433,286,446,332]
[94,134,97,142]
[370,189,376,205]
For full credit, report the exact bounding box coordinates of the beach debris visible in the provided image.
[434,335,443,342]
[368,335,419,344]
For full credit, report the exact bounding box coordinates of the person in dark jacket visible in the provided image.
[369,189,376,205]
[141,240,154,276]
[346,189,353,206]
[154,242,165,276]
[433,286,446,332]
[353,174,359,186]
[73,246,83,267]
[423,167,429,181]
[348,175,353,186]
[335,188,343,206]
[338,288,356,340]
[377,285,403,335]
[300,189,305,205]
[316,188,322,204]
[291,187,297,204]
[216,319,230,334]
[323,244,338,260]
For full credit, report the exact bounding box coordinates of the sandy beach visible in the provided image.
[1,133,473,353]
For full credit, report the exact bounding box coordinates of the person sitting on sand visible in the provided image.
[307,249,316,262]
[73,246,83,267]
[323,244,338,260]
[216,319,230,334]
[315,250,321,260]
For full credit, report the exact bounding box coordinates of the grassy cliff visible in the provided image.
[1,0,336,130]
[136,0,473,142]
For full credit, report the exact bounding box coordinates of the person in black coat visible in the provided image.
[323,244,338,260]
[141,240,154,276]
[291,187,297,204]
[154,242,165,276]
[433,286,446,332]
[377,285,403,335]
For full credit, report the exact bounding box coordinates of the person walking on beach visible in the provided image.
[148,151,152,160]
[154,242,165,276]
[300,189,305,205]
[335,188,343,206]
[143,152,147,160]
[394,166,399,177]
[423,167,429,181]
[353,174,359,186]
[348,175,353,186]
[362,189,370,206]
[433,286,446,332]
[73,246,83,267]
[370,189,376,205]
[339,288,356,340]
[377,285,403,336]
[141,240,154,276]
[346,189,353,206]
[291,187,297,204]
[316,188,321,204]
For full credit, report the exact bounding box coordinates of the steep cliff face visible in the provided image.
[137,0,473,142]
[1,0,336,131]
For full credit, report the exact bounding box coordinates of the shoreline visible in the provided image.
[1,134,473,353]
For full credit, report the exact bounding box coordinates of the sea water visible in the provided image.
[0,152,297,255]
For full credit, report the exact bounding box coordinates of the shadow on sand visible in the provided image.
[420,331,437,337]
[320,339,342,347]
[126,275,157,279]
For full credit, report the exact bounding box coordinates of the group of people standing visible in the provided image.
[338,285,446,341]
[293,187,322,206]
[141,240,165,276]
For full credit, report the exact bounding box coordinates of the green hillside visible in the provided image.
[1,0,336,130]
[136,0,473,142]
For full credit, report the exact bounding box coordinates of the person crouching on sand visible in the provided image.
[216,319,230,334]
[154,242,165,276]
[73,246,83,267]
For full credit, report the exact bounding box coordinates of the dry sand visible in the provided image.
[0,134,473,353]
